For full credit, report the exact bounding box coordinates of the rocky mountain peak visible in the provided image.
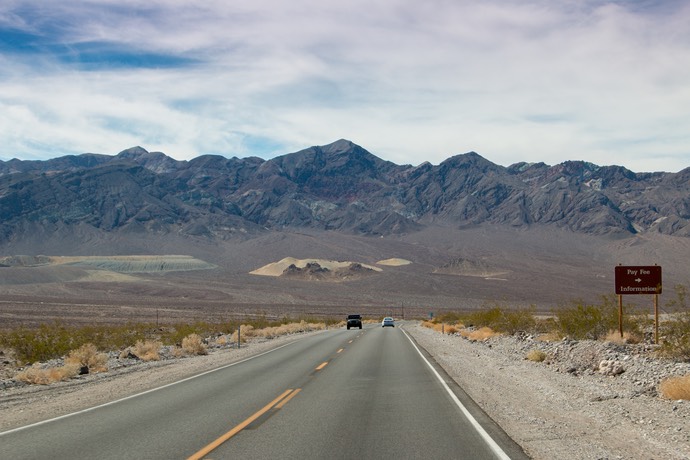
[116,146,151,159]
[115,147,182,174]
[0,140,688,241]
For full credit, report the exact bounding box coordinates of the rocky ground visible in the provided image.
[1,323,689,459]
[410,324,690,459]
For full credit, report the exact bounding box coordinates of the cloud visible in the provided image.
[0,0,689,172]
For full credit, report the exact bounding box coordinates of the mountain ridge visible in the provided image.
[1,139,689,245]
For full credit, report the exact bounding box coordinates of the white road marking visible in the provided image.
[0,341,298,437]
[400,326,512,460]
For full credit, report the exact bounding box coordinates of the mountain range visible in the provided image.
[0,139,688,324]
[1,139,688,241]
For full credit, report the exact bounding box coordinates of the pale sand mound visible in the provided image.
[51,255,216,273]
[250,257,382,277]
[376,258,412,266]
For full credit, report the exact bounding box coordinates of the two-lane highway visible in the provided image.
[0,324,527,459]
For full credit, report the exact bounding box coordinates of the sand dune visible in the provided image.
[52,255,216,273]
[250,257,383,277]
[0,255,216,286]
[376,258,412,266]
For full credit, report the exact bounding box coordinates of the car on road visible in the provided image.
[381,317,395,327]
[346,314,362,329]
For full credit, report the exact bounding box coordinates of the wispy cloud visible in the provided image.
[1,0,689,172]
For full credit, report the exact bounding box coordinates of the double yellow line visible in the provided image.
[188,348,343,459]
[187,388,301,460]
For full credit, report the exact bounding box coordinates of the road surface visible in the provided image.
[0,323,527,459]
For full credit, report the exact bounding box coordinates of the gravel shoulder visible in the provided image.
[1,323,690,459]
[407,323,690,460]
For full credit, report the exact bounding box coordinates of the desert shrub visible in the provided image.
[526,349,547,362]
[460,326,497,341]
[445,325,458,335]
[323,317,343,328]
[461,305,538,335]
[554,296,642,341]
[424,322,458,334]
[16,362,80,385]
[1,323,80,364]
[535,316,559,334]
[256,320,326,338]
[537,330,563,342]
[0,322,153,364]
[659,375,690,400]
[215,335,229,346]
[162,321,220,346]
[555,302,605,340]
[95,323,150,350]
[464,307,504,329]
[240,324,257,337]
[1,319,328,365]
[603,329,642,345]
[292,315,338,328]
[181,334,207,355]
[498,307,538,334]
[421,321,436,330]
[658,312,690,360]
[436,311,465,325]
[245,315,272,330]
[665,284,688,313]
[230,327,249,344]
[131,340,162,361]
[64,343,108,373]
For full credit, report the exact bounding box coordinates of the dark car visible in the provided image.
[346,314,362,330]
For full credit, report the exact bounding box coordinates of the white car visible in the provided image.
[381,317,395,327]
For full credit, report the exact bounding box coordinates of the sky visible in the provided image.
[1,1,689,173]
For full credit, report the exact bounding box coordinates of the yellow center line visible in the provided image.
[274,388,301,409]
[187,389,295,460]
[337,348,344,353]
[315,361,329,370]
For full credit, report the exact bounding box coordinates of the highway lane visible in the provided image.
[0,324,527,459]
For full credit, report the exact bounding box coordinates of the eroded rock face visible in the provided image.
[281,261,377,281]
[282,262,330,278]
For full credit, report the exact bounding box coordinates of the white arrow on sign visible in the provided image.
[635,278,642,283]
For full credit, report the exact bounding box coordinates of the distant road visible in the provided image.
[0,324,527,459]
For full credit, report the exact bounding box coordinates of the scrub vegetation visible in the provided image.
[423,296,653,343]
[15,343,109,385]
[526,349,547,362]
[659,375,690,400]
[1,317,331,384]
[421,286,690,399]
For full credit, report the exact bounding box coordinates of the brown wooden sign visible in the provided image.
[615,265,662,295]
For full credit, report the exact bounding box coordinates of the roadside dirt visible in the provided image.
[409,324,690,459]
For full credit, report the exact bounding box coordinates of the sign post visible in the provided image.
[654,294,659,345]
[614,265,662,343]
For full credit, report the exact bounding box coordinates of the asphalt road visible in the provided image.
[0,324,528,459]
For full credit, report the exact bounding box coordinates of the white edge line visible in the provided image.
[0,341,297,437]
[401,327,512,460]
